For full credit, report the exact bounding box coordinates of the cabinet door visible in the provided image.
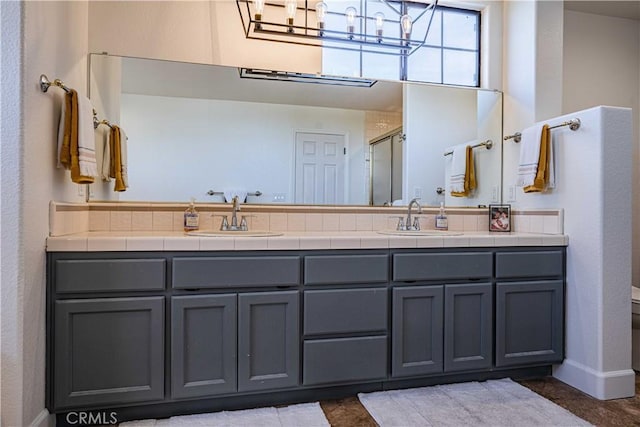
[496,280,564,367]
[444,283,493,372]
[238,291,299,392]
[54,297,164,409]
[171,294,237,399]
[391,286,444,377]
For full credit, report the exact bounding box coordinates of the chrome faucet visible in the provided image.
[398,197,422,231]
[219,195,248,231]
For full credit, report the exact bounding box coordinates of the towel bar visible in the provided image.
[504,118,581,143]
[207,190,263,197]
[444,140,493,156]
[39,74,71,94]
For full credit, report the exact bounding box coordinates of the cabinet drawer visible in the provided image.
[303,336,387,385]
[393,252,492,282]
[495,251,564,278]
[172,256,300,289]
[55,258,166,293]
[304,288,387,335]
[304,254,388,285]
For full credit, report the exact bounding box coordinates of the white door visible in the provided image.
[294,132,346,204]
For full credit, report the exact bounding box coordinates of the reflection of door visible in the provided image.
[370,127,403,205]
[294,132,345,204]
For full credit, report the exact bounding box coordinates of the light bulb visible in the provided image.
[285,0,297,31]
[254,0,265,19]
[400,14,412,41]
[345,6,357,38]
[316,2,328,32]
[374,12,384,42]
[254,0,265,29]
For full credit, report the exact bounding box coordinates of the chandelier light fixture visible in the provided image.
[236,0,439,56]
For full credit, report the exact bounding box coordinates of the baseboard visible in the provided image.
[553,358,636,400]
[29,409,53,427]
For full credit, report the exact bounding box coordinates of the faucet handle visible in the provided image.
[239,216,248,231]
[395,216,405,231]
[218,215,229,231]
[413,217,421,230]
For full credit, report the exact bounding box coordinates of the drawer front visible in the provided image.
[304,254,388,285]
[304,288,387,335]
[303,336,387,385]
[172,256,300,289]
[55,259,166,293]
[495,250,564,279]
[393,252,493,282]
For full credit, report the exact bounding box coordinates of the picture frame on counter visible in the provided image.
[489,204,511,232]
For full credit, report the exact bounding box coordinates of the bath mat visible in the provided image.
[119,402,329,426]
[359,378,593,426]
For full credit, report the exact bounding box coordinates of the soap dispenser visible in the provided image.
[183,197,200,232]
[435,202,448,230]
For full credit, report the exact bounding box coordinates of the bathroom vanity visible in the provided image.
[46,241,565,424]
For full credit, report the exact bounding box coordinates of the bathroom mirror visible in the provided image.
[89,54,502,206]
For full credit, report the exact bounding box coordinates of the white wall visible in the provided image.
[562,9,640,285]
[120,94,367,204]
[2,1,92,426]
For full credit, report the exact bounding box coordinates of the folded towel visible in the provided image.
[120,128,128,188]
[224,189,248,203]
[57,89,96,183]
[101,128,111,182]
[517,124,551,192]
[108,125,127,192]
[450,145,476,197]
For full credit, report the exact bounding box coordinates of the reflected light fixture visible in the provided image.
[374,12,385,42]
[236,0,439,57]
[239,68,377,88]
[285,0,297,32]
[316,1,328,34]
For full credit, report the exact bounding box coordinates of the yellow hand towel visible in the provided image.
[58,89,95,184]
[109,125,127,192]
[523,124,550,193]
[451,145,476,197]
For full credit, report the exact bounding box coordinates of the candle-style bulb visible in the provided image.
[345,6,357,39]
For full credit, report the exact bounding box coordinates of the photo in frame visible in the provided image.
[489,204,511,232]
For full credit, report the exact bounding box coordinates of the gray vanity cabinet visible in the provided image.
[171,294,238,399]
[495,250,565,367]
[392,286,444,377]
[495,280,564,367]
[53,297,165,409]
[238,291,300,392]
[444,283,493,372]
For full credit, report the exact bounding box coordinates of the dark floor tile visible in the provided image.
[320,396,378,427]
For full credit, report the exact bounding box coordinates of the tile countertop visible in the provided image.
[46,231,569,252]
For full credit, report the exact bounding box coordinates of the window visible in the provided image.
[321,2,480,87]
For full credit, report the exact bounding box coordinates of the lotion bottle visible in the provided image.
[183,197,200,232]
[435,202,448,230]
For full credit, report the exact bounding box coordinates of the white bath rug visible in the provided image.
[119,402,329,426]
[359,378,593,427]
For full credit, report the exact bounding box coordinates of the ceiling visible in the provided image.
[121,57,404,113]
[564,1,640,21]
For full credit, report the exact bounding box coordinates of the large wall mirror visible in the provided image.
[89,54,502,207]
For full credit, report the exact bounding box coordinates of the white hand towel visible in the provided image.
[56,101,66,169]
[77,94,98,178]
[223,189,248,203]
[449,144,469,194]
[120,128,128,188]
[516,124,544,188]
[101,129,111,182]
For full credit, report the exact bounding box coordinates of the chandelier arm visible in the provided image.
[406,0,438,57]
[379,0,402,16]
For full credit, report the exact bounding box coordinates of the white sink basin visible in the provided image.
[187,230,283,237]
[377,230,464,236]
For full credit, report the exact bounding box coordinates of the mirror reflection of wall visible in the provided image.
[89,54,502,207]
